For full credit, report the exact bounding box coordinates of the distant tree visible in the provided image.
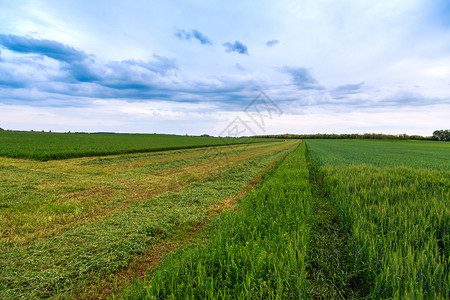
[433,130,450,141]
[0,127,4,132]
[254,133,432,140]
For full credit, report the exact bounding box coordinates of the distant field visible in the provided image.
[306,139,450,170]
[0,132,275,161]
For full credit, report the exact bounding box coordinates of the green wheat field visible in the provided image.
[0,132,448,299]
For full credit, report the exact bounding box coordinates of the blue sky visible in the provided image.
[0,0,449,135]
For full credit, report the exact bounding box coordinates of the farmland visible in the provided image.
[306,139,450,169]
[0,133,297,299]
[0,131,273,161]
[0,134,449,299]
[123,139,449,299]
[307,139,450,298]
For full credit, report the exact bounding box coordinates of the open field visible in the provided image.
[0,132,275,161]
[123,139,449,299]
[306,139,450,169]
[0,139,298,298]
[0,136,448,299]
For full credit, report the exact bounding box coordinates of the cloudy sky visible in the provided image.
[0,0,449,135]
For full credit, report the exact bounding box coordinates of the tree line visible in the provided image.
[432,130,450,141]
[255,131,449,141]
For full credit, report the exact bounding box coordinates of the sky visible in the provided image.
[0,0,449,136]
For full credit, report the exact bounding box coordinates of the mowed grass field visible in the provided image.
[0,131,273,160]
[0,133,298,299]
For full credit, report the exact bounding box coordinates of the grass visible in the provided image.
[121,139,449,299]
[1,135,448,299]
[305,153,361,299]
[306,139,450,170]
[122,142,312,299]
[0,142,284,250]
[0,140,297,299]
[307,139,450,299]
[323,165,449,299]
[0,131,276,161]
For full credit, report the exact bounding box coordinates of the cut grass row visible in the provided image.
[0,141,297,299]
[123,142,312,299]
[0,132,277,161]
[0,142,286,250]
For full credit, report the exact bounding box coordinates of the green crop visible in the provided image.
[323,165,449,298]
[307,139,450,299]
[306,139,450,170]
[0,131,276,161]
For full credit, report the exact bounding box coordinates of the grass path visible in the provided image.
[305,149,364,299]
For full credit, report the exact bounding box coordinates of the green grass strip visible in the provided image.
[123,142,312,299]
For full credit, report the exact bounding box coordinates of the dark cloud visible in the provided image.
[333,82,364,93]
[6,35,442,112]
[98,57,178,90]
[266,40,279,47]
[0,35,267,107]
[55,55,178,91]
[378,90,428,106]
[0,34,88,63]
[316,87,449,111]
[0,35,180,97]
[279,66,324,90]
[174,28,212,45]
[0,68,28,88]
[64,59,102,82]
[331,82,365,98]
[222,41,248,55]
